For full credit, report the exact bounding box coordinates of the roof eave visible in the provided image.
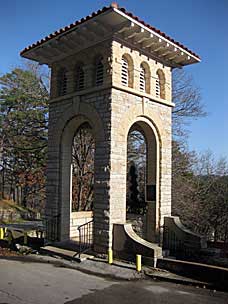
[113,7,200,65]
[21,5,200,67]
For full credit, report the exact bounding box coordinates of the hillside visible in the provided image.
[0,199,37,224]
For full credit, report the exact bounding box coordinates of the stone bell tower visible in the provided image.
[21,3,200,255]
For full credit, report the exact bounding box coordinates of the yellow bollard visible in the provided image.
[108,248,113,264]
[24,231,28,245]
[0,228,4,240]
[136,254,142,272]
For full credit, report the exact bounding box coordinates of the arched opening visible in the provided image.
[156,69,166,99]
[127,126,147,238]
[49,101,106,248]
[71,123,94,211]
[70,122,95,240]
[94,56,104,86]
[58,67,68,96]
[139,65,146,93]
[126,120,158,242]
[140,62,151,94]
[121,54,134,88]
[75,63,85,91]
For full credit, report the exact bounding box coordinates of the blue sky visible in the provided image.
[0,0,227,159]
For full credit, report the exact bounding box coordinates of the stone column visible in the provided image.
[93,138,112,253]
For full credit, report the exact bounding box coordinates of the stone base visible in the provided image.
[163,216,207,258]
[113,223,162,264]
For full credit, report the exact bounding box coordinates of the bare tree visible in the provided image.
[71,123,95,211]
[173,149,228,242]
[172,68,206,137]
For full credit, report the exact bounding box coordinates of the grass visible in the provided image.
[0,199,33,212]
[0,199,37,224]
[1,218,31,225]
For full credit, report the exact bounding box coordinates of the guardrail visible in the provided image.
[75,219,93,258]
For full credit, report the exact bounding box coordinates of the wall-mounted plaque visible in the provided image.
[146,184,156,202]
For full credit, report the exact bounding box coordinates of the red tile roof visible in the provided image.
[20,3,200,60]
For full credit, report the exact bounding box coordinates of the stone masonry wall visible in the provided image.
[46,37,173,251]
[109,88,172,244]
[112,39,172,103]
[108,40,172,244]
[50,40,112,99]
[46,89,113,247]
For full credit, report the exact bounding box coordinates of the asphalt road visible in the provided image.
[0,258,227,304]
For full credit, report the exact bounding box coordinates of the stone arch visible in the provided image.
[113,103,163,242]
[52,100,105,146]
[122,53,134,88]
[140,61,151,94]
[126,117,160,242]
[116,103,163,146]
[71,122,95,212]
[156,69,166,99]
[50,101,105,240]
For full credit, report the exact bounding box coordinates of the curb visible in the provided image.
[39,247,214,288]
[1,250,223,291]
[0,252,144,282]
[144,270,212,289]
[39,247,144,281]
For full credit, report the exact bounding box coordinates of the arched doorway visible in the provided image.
[126,119,159,243]
[59,115,96,242]
[70,122,95,240]
[127,126,147,238]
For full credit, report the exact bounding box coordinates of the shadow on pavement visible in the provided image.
[64,281,227,304]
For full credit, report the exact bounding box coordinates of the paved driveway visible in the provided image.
[0,258,227,304]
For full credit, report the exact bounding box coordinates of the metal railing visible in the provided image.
[75,219,93,258]
[164,225,205,258]
[44,214,60,242]
[163,225,184,256]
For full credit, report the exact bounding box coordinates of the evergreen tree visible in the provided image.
[127,162,146,214]
[0,65,49,209]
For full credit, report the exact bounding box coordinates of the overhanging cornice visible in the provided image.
[20,4,200,67]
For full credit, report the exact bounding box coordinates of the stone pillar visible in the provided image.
[93,138,112,253]
[45,103,61,241]
[146,132,157,242]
